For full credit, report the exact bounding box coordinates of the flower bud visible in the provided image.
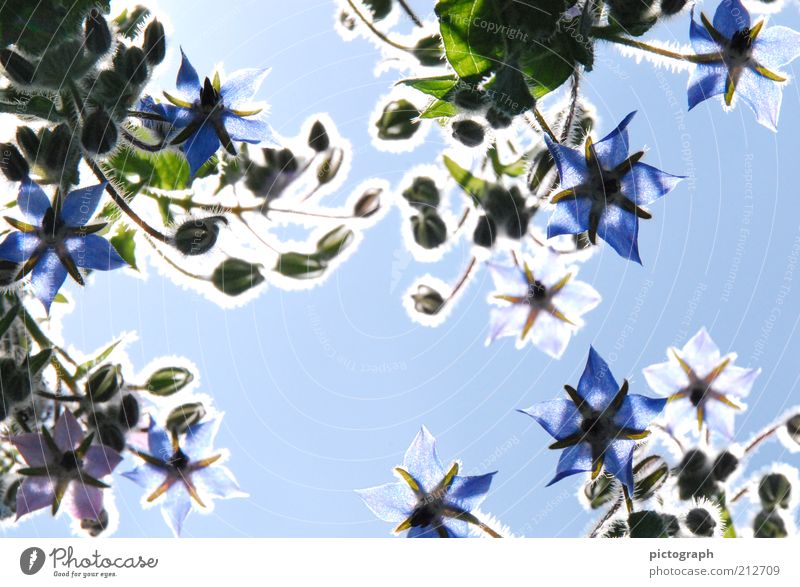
[753,510,787,538]
[145,367,194,396]
[712,451,738,482]
[786,413,800,444]
[662,513,681,537]
[80,508,109,537]
[98,422,127,452]
[411,209,447,249]
[411,285,444,316]
[486,107,512,129]
[84,9,112,55]
[166,402,206,436]
[308,120,330,152]
[0,143,29,181]
[453,88,486,111]
[628,511,670,538]
[274,253,326,279]
[363,0,391,20]
[685,508,716,537]
[0,49,36,85]
[119,393,140,429]
[143,19,166,66]
[173,216,227,256]
[43,124,73,173]
[120,46,148,85]
[375,99,420,141]
[584,474,616,509]
[85,364,124,403]
[412,35,444,67]
[81,109,118,155]
[316,148,343,185]
[602,519,628,538]
[758,473,792,511]
[473,214,497,248]
[403,177,440,210]
[213,258,266,295]
[660,0,688,16]
[353,187,381,218]
[0,358,30,403]
[15,126,40,161]
[452,119,485,148]
[316,226,354,261]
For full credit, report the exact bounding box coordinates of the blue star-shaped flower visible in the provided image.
[642,327,760,440]
[688,0,800,130]
[122,416,246,536]
[544,112,683,264]
[0,179,126,311]
[142,49,271,176]
[519,347,666,493]
[356,427,497,538]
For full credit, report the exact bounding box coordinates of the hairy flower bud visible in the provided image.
[84,9,112,55]
[353,187,381,218]
[452,119,485,148]
[85,364,124,403]
[411,209,447,249]
[786,413,800,444]
[453,88,486,111]
[0,143,30,181]
[81,109,118,155]
[486,107,512,129]
[685,508,716,536]
[375,99,420,141]
[15,126,40,161]
[660,0,688,16]
[753,510,787,538]
[758,473,792,511]
[166,402,206,436]
[120,46,148,85]
[712,451,738,482]
[412,35,444,67]
[212,258,266,296]
[143,19,166,65]
[308,120,330,152]
[403,176,440,210]
[119,393,140,429]
[0,49,36,85]
[473,214,497,248]
[173,216,227,256]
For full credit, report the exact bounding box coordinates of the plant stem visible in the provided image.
[589,496,623,538]
[397,0,423,27]
[592,28,721,64]
[345,0,417,52]
[142,235,210,281]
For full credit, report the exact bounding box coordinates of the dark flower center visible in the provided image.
[39,207,65,243]
[581,414,612,443]
[729,28,753,57]
[167,448,190,470]
[409,501,439,528]
[689,385,709,406]
[199,77,222,110]
[60,450,83,471]
[526,280,547,302]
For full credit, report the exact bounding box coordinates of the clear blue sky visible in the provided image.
[7,0,800,537]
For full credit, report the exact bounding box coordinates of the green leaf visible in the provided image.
[74,338,123,380]
[400,75,459,99]
[443,155,488,205]
[109,225,138,270]
[113,6,151,39]
[420,99,458,119]
[25,349,53,376]
[0,302,21,340]
[145,367,194,397]
[105,147,218,195]
[488,145,527,177]
[435,0,500,78]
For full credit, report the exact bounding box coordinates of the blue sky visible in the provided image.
[6,0,800,538]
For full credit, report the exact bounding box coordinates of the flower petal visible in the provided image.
[547,197,592,238]
[528,311,572,358]
[183,418,222,460]
[176,49,201,97]
[614,394,667,432]
[222,113,269,144]
[598,205,641,264]
[712,0,749,40]
[642,359,689,397]
[0,231,39,263]
[68,482,103,521]
[446,473,495,513]
[662,396,696,434]
[65,234,126,271]
[30,248,68,313]
[544,135,588,189]
[407,525,440,538]
[16,476,55,519]
[121,464,164,493]
[681,327,722,376]
[592,111,635,170]
[690,12,721,54]
[486,262,527,296]
[736,66,782,131]
[547,442,593,486]
[753,25,800,70]
[193,465,247,500]
[554,279,602,318]
[402,426,445,493]
[687,63,728,110]
[17,179,51,224]
[220,67,270,104]
[704,401,736,440]
[356,482,416,523]
[486,305,530,344]
[183,122,220,177]
[161,481,192,537]
[9,434,54,467]
[603,438,636,493]
[713,365,760,398]
[54,410,84,453]
[83,445,123,479]
[621,162,684,206]
[59,183,106,227]
[147,418,173,462]
[519,399,582,440]
[578,347,620,411]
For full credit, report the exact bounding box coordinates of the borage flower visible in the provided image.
[0,179,126,311]
[688,0,800,130]
[486,250,601,358]
[122,416,246,536]
[642,327,760,440]
[141,50,271,176]
[7,410,121,523]
[520,347,665,494]
[356,427,499,538]
[544,112,683,263]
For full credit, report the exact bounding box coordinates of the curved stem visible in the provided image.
[444,256,477,308]
[588,496,623,538]
[397,0,423,27]
[86,158,172,243]
[592,28,720,64]
[142,235,210,282]
[346,0,417,52]
[744,423,782,454]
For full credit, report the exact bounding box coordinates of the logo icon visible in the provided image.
[20,547,45,576]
